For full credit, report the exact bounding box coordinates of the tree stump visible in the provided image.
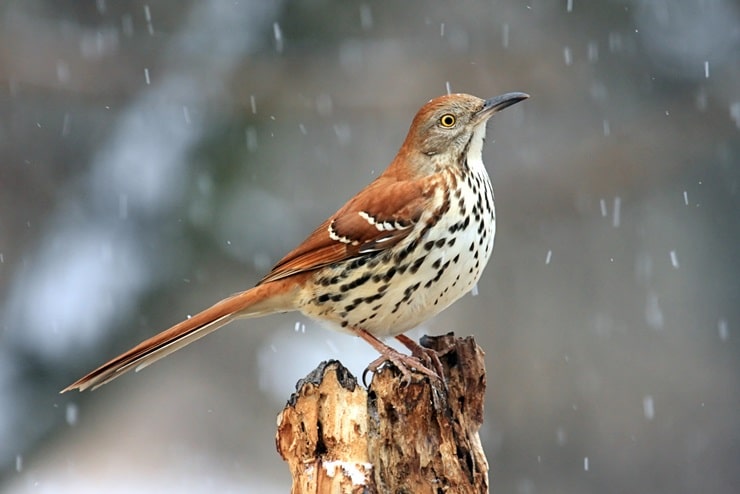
[276,333,489,493]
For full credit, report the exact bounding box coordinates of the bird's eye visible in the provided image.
[439,114,456,128]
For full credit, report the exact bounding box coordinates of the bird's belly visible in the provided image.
[298,198,495,338]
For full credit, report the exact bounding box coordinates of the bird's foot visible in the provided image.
[362,346,441,387]
[395,333,448,382]
[355,328,443,387]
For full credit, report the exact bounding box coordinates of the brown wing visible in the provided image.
[259,176,435,284]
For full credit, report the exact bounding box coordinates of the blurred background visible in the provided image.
[1,0,738,492]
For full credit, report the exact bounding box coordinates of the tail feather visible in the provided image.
[62,280,299,392]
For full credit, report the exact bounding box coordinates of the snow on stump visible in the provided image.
[276,333,489,493]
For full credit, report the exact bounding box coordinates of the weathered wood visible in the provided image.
[276,333,488,494]
[276,361,375,493]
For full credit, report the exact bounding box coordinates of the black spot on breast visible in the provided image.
[384,266,397,282]
[317,293,331,303]
[363,293,384,304]
[424,240,435,251]
[435,238,446,248]
[426,260,452,287]
[453,254,460,263]
[448,216,468,234]
[392,281,422,313]
[348,257,367,270]
[395,249,410,263]
[448,238,456,247]
[437,260,451,276]
[409,255,427,274]
[483,186,493,213]
[404,282,421,297]
[344,297,366,312]
[321,275,341,287]
[432,258,442,269]
[340,272,371,292]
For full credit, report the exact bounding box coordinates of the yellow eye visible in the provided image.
[439,114,456,128]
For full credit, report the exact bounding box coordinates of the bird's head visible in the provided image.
[393,92,528,177]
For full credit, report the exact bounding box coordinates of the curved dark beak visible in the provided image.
[476,92,529,121]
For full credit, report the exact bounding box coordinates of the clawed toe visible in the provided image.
[355,328,446,388]
[362,350,441,387]
[396,334,448,381]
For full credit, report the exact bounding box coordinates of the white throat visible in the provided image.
[466,124,489,175]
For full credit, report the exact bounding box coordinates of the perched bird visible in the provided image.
[63,91,528,392]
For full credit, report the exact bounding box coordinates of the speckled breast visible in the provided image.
[298,165,496,337]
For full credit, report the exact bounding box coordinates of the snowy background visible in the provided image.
[1,1,739,493]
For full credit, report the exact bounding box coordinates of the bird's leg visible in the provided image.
[355,328,441,387]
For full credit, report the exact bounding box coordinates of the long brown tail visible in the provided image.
[62,279,301,392]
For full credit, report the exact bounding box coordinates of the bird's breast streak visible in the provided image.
[300,165,495,338]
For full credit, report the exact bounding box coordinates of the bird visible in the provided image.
[62,91,528,392]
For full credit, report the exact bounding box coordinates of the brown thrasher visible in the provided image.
[62,91,528,392]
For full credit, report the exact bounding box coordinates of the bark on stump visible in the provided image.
[276,333,489,493]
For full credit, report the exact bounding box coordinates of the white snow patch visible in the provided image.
[323,460,372,485]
